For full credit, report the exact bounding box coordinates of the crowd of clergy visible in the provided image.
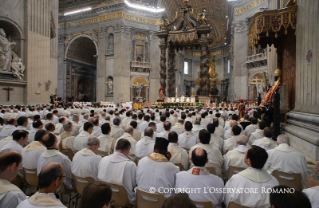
[0,104,318,208]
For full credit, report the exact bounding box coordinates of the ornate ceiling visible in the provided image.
[161,0,228,48]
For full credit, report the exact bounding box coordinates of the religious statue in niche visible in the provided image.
[106,77,113,94]
[0,28,25,80]
[108,34,114,52]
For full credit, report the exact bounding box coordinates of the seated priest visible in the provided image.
[224,145,279,208]
[264,134,307,188]
[189,129,223,177]
[114,126,137,162]
[178,121,197,149]
[252,127,277,151]
[157,121,171,139]
[98,138,136,205]
[37,133,73,189]
[135,127,155,158]
[176,148,224,208]
[167,131,189,170]
[17,162,66,208]
[136,137,179,198]
[74,122,93,152]
[0,150,26,208]
[248,121,267,146]
[71,137,102,181]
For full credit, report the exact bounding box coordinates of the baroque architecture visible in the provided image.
[0,0,318,163]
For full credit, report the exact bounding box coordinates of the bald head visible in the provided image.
[277,134,290,145]
[124,125,134,135]
[236,135,248,146]
[38,162,64,190]
[230,120,238,128]
[191,147,208,167]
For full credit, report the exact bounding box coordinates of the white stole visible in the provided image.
[238,168,272,183]
[28,192,64,207]
[0,179,20,195]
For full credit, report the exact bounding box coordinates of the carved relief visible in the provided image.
[233,19,249,33]
[0,28,25,80]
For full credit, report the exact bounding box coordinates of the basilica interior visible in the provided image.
[0,0,319,206]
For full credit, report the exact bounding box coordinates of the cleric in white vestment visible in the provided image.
[98,138,137,205]
[37,133,73,189]
[264,134,307,188]
[71,137,102,181]
[135,127,155,158]
[176,147,224,208]
[224,145,279,208]
[178,121,197,149]
[136,137,179,198]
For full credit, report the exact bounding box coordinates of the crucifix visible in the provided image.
[3,87,14,101]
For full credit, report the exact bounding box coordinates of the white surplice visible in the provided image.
[110,125,124,140]
[209,133,224,153]
[133,129,142,141]
[168,143,189,170]
[244,124,258,137]
[252,137,276,151]
[224,129,232,140]
[135,136,155,158]
[57,132,75,152]
[138,121,149,133]
[22,141,46,169]
[73,131,91,152]
[97,134,115,154]
[0,140,24,153]
[37,149,73,189]
[215,126,224,139]
[156,122,164,133]
[224,167,279,208]
[0,136,12,149]
[223,136,239,154]
[248,129,263,146]
[178,131,197,149]
[171,123,185,135]
[53,123,63,135]
[114,133,137,162]
[136,153,179,198]
[17,192,66,208]
[192,125,204,143]
[0,124,16,139]
[28,128,41,143]
[0,178,26,208]
[189,143,223,177]
[157,130,170,140]
[98,152,136,204]
[303,186,319,208]
[264,143,307,188]
[176,167,224,208]
[91,125,102,137]
[223,145,248,176]
[71,148,101,181]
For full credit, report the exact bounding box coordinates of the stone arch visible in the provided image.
[65,34,98,59]
[0,17,24,39]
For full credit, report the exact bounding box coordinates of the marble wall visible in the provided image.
[230,0,268,101]
[282,0,319,160]
[0,0,58,104]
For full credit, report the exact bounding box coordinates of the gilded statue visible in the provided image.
[260,69,282,107]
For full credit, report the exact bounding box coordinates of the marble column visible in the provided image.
[159,39,167,95]
[167,46,176,97]
[113,25,131,104]
[282,0,319,160]
[199,36,210,96]
[96,31,106,102]
[149,33,161,102]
